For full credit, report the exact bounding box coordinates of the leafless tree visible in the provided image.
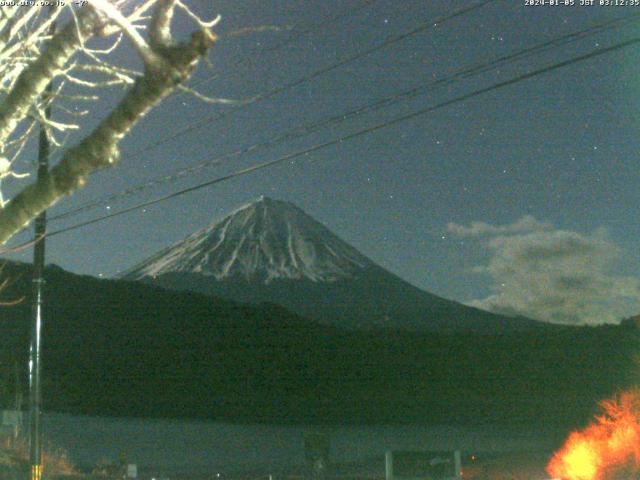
[0,0,220,244]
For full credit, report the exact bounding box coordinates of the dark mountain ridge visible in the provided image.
[0,261,635,429]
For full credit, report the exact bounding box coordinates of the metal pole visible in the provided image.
[454,450,462,479]
[385,451,393,480]
[29,97,50,480]
[29,10,55,478]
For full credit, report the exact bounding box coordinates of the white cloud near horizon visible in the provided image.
[448,217,640,325]
[446,215,552,237]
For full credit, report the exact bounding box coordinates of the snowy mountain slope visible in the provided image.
[122,196,543,333]
[123,196,372,283]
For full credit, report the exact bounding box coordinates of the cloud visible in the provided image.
[449,217,640,325]
[447,215,552,237]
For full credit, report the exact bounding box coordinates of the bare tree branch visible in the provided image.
[0,7,101,152]
[149,0,177,49]
[88,0,162,67]
[0,2,217,243]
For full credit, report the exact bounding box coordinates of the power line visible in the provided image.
[174,0,379,97]
[122,1,496,160]
[48,0,498,221]
[47,1,382,174]
[43,35,640,240]
[50,11,640,222]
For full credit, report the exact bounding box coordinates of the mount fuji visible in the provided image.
[122,196,542,333]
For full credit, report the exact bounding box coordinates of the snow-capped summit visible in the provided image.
[123,196,373,283]
[123,196,543,333]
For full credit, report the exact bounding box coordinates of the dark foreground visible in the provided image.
[0,262,636,429]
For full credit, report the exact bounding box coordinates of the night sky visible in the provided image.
[5,0,640,325]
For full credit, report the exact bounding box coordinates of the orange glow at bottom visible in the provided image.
[547,389,640,479]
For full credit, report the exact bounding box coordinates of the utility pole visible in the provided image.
[29,9,55,480]
[29,95,50,480]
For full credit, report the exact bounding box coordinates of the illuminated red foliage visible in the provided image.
[547,389,640,480]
